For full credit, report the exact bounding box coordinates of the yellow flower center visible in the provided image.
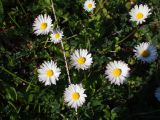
[88,4,92,8]
[140,50,150,57]
[113,68,122,77]
[136,12,144,20]
[40,22,47,30]
[77,57,86,65]
[46,69,54,77]
[54,33,60,39]
[72,92,80,100]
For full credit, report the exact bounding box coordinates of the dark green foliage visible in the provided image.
[0,0,160,119]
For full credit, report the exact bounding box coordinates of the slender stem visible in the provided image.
[51,0,71,84]
[95,0,107,14]
[117,27,138,44]
[0,66,38,87]
[66,34,78,40]
[60,41,71,84]
[44,37,49,48]
[17,0,27,15]
[51,0,58,26]
[76,111,79,120]
[8,13,20,29]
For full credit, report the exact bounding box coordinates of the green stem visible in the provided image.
[0,66,38,88]
[94,0,107,14]
[51,0,58,27]
[117,27,138,44]
[44,37,49,48]
[8,13,20,29]
[17,0,27,15]
[51,0,71,84]
[66,34,77,40]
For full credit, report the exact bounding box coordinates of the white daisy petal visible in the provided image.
[105,61,130,85]
[129,4,151,25]
[84,0,96,12]
[155,87,160,102]
[33,14,52,35]
[70,49,93,70]
[37,60,61,85]
[64,84,87,111]
[50,28,63,44]
[134,42,157,63]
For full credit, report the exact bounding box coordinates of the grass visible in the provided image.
[0,0,160,119]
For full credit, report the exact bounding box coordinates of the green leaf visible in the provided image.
[103,108,111,120]
[38,0,51,7]
[92,99,102,107]
[5,87,17,101]
[111,111,118,120]
[8,101,17,111]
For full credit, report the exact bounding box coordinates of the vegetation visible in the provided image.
[0,0,160,119]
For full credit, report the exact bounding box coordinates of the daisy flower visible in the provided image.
[33,14,52,35]
[70,49,93,70]
[129,4,151,25]
[64,84,87,111]
[50,28,63,44]
[84,0,96,12]
[105,61,130,85]
[155,87,160,102]
[37,60,61,86]
[134,42,157,63]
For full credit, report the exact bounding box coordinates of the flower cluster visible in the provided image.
[33,0,159,112]
[33,15,63,43]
